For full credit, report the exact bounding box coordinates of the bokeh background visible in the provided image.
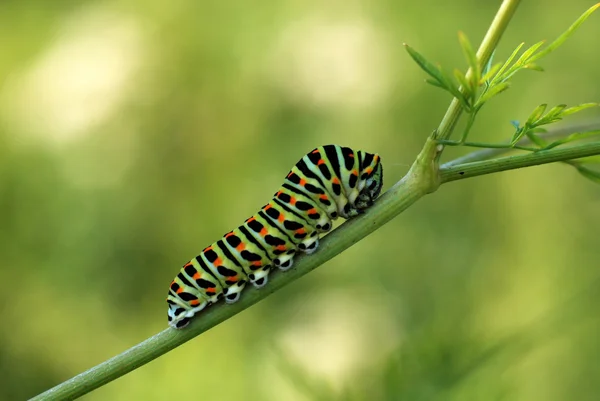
[1,0,599,400]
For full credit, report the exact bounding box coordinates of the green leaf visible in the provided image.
[526,104,548,125]
[575,165,600,184]
[514,40,546,66]
[476,82,510,106]
[453,68,471,91]
[404,44,447,87]
[545,130,600,149]
[530,3,600,63]
[458,31,480,91]
[560,103,600,117]
[405,43,469,105]
[523,63,545,72]
[511,127,525,144]
[425,78,445,88]
[499,41,546,82]
[491,42,525,85]
[481,63,502,85]
[536,104,567,125]
[438,69,471,107]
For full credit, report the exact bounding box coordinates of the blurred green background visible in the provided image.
[1,0,599,400]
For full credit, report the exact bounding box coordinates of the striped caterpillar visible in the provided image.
[167,145,383,328]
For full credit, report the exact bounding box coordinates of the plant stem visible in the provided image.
[30,137,600,401]
[440,141,600,183]
[435,0,522,146]
[441,120,600,167]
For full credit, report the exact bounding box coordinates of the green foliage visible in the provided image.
[406,3,600,184]
[406,3,599,139]
[404,44,469,107]
[511,103,600,146]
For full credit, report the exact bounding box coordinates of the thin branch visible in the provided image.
[440,141,600,183]
[441,120,600,167]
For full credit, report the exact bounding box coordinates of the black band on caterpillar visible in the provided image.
[167,145,383,329]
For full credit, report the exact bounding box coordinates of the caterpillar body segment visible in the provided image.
[167,145,383,329]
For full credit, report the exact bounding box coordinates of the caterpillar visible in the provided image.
[167,145,383,329]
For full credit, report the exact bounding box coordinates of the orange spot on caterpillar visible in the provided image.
[299,178,307,186]
[308,208,317,215]
[290,197,297,205]
[176,287,184,294]
[214,258,223,266]
[317,159,325,165]
[247,217,256,223]
[349,153,354,158]
[260,228,268,236]
[332,177,340,184]
[190,299,200,306]
[278,214,285,223]
[365,167,373,174]
[236,242,245,251]
[229,275,238,282]
[252,261,262,267]
[206,288,216,295]
[193,272,201,280]
[296,228,306,235]
[264,204,272,210]
[311,149,320,154]
[204,245,213,252]
[319,194,328,201]
[276,245,287,251]
[225,232,235,237]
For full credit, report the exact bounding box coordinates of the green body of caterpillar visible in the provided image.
[167,145,383,329]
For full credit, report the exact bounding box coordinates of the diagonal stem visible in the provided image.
[441,120,600,167]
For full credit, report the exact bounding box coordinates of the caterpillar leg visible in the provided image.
[223,280,247,304]
[248,265,271,288]
[274,250,295,271]
[298,233,319,255]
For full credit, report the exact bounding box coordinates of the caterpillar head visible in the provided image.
[356,154,383,210]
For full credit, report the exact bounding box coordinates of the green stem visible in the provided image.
[439,139,539,151]
[440,141,600,183]
[459,112,479,143]
[441,120,600,167]
[30,136,600,401]
[435,0,521,145]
